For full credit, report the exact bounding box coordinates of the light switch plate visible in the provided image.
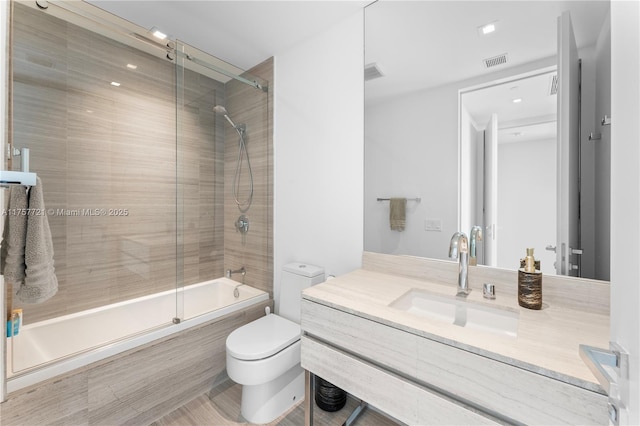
[425,218,442,232]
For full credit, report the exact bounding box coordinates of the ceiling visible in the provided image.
[364,0,609,144]
[464,70,559,144]
[364,1,610,103]
[87,0,370,71]
[85,0,609,144]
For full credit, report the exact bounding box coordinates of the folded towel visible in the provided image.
[19,177,58,303]
[389,198,406,231]
[1,185,29,283]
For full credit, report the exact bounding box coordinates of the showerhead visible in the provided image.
[213,105,237,129]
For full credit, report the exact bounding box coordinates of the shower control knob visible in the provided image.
[235,215,249,234]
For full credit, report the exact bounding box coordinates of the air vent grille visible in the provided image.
[549,74,559,95]
[364,63,384,81]
[483,53,508,68]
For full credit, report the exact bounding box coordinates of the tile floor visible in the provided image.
[151,380,401,426]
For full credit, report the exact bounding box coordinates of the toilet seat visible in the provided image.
[226,314,300,361]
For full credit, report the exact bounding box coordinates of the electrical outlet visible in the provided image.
[425,218,442,232]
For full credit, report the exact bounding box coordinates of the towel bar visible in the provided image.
[0,171,37,187]
[377,197,421,202]
[1,147,37,187]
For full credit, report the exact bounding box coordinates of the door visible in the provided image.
[609,2,639,423]
[556,11,581,276]
[581,4,638,423]
[483,114,498,266]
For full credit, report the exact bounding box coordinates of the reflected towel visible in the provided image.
[389,198,406,231]
[20,177,58,303]
[1,185,29,284]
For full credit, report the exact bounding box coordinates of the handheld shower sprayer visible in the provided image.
[214,105,254,212]
[213,105,238,129]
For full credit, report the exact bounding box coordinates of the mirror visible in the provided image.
[364,1,611,280]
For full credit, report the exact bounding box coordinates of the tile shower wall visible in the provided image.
[7,4,235,323]
[224,58,274,296]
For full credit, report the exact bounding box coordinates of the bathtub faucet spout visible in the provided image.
[226,267,246,298]
[226,266,246,279]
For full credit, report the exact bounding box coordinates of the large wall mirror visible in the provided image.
[364,1,611,280]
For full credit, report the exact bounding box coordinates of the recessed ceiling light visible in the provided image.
[514,132,523,136]
[126,64,138,70]
[110,81,121,87]
[478,21,498,36]
[512,98,522,103]
[152,29,167,40]
[482,24,495,34]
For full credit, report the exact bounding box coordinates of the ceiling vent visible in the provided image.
[483,53,508,69]
[364,63,384,81]
[549,74,559,95]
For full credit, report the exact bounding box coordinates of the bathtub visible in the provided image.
[6,277,268,393]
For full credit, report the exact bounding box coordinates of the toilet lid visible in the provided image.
[226,314,301,361]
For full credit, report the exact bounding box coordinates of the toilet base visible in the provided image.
[240,363,304,424]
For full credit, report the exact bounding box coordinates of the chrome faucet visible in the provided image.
[469,226,483,266]
[449,232,470,297]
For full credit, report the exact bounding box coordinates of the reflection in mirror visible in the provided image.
[364,1,610,280]
[460,69,558,276]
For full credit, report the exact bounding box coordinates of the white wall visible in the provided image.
[364,56,556,261]
[364,84,457,259]
[611,1,640,422]
[273,11,364,312]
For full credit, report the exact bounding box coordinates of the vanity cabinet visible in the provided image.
[301,298,607,425]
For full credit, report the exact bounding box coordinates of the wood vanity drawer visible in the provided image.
[301,335,498,425]
[301,299,607,425]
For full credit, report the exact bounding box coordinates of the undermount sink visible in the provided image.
[389,289,519,338]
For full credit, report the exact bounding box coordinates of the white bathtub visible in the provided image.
[6,278,268,393]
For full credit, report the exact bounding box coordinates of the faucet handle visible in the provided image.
[483,283,496,299]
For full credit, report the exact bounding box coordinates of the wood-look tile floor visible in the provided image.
[150,380,401,426]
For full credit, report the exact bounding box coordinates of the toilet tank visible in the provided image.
[279,262,325,323]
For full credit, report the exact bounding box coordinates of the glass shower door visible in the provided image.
[6,1,181,376]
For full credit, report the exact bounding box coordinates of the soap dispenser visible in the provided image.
[518,248,542,310]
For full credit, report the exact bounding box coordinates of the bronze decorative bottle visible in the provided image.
[518,248,542,310]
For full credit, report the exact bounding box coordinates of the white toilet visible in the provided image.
[226,262,325,424]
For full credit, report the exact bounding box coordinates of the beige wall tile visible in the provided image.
[7,4,269,326]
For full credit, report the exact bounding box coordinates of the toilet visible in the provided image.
[226,262,325,424]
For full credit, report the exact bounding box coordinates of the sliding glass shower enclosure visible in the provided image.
[2,0,271,386]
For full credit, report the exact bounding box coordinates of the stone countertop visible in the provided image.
[302,268,609,394]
